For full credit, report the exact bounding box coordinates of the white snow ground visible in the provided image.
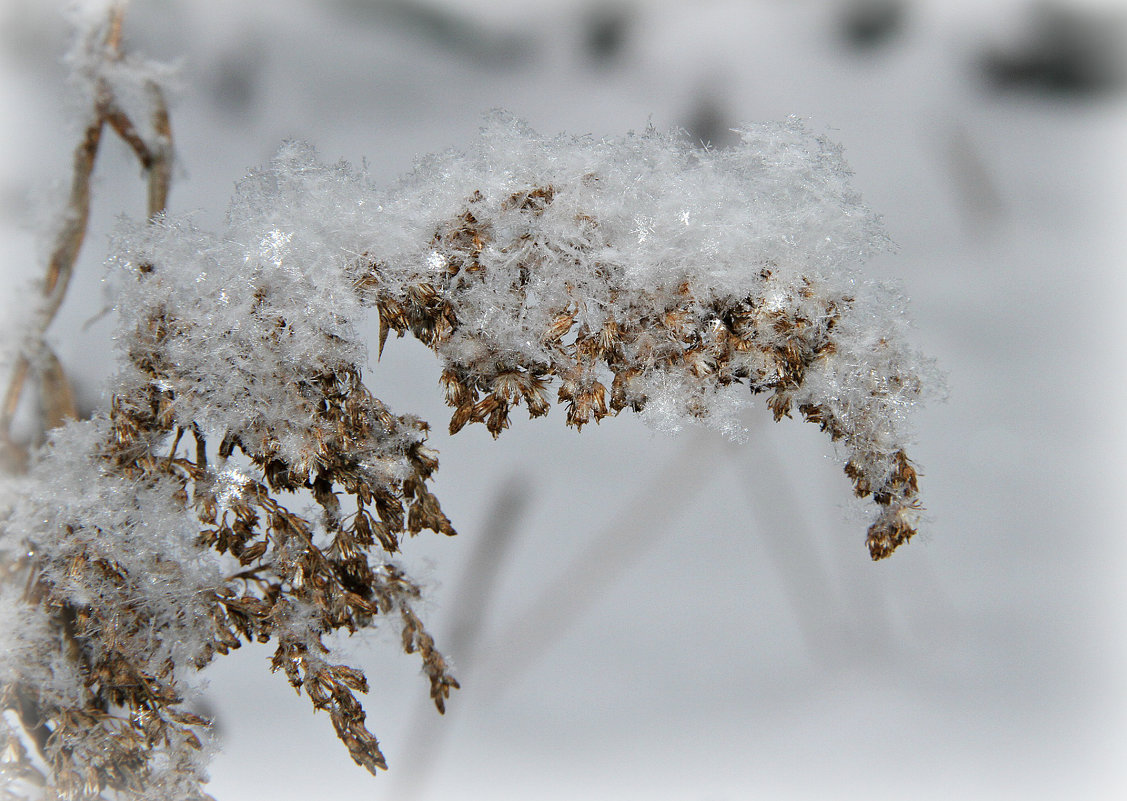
[2,1,1125,799]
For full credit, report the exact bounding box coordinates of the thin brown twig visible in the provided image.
[105,3,126,56]
[0,115,103,465]
[38,349,78,431]
[102,100,155,168]
[0,5,172,468]
[145,81,173,218]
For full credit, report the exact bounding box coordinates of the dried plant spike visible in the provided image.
[359,113,936,555]
[2,67,936,800]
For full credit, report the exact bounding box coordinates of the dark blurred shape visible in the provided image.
[334,0,530,67]
[685,84,739,149]
[582,2,634,65]
[210,50,262,116]
[441,478,529,667]
[475,433,716,700]
[838,0,906,50]
[943,121,1006,236]
[392,477,530,800]
[0,2,67,73]
[980,2,1127,96]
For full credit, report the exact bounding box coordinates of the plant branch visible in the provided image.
[0,4,173,467]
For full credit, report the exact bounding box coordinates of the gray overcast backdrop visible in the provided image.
[2,1,1126,799]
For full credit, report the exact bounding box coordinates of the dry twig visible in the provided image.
[0,3,172,470]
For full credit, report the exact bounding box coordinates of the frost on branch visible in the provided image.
[362,114,934,557]
[1,113,934,799]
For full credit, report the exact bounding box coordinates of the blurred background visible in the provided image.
[2,1,1126,798]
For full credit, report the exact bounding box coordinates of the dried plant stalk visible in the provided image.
[0,10,936,800]
[368,180,926,560]
[0,3,172,468]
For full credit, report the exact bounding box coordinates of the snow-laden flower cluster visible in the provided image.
[2,113,935,800]
[113,113,932,552]
[364,114,932,556]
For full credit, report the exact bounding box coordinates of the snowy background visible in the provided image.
[2,0,1126,799]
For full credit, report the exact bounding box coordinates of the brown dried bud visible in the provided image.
[866,506,918,560]
[543,310,576,344]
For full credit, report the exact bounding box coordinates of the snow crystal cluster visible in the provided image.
[370,114,914,441]
[110,142,379,477]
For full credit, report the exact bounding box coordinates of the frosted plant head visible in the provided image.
[4,102,936,799]
[360,113,933,558]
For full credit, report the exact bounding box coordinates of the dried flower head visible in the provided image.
[2,108,936,801]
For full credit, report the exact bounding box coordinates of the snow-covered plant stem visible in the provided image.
[0,2,171,473]
[0,8,935,801]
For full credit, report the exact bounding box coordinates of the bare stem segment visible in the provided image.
[0,4,173,469]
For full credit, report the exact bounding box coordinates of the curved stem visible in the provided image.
[0,4,173,464]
